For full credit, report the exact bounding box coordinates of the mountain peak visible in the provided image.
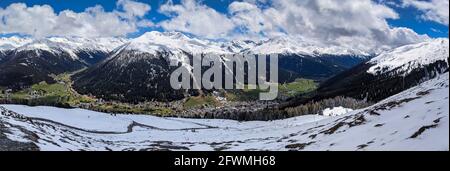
[367,38,449,75]
[127,31,228,54]
[14,37,128,59]
[0,36,32,51]
[127,31,370,56]
[2,31,375,57]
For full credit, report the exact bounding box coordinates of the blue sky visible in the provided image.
[386,0,448,38]
[0,0,448,54]
[0,0,447,38]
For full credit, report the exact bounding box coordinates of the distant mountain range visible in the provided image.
[71,31,369,101]
[284,38,449,109]
[1,32,448,102]
[0,37,127,89]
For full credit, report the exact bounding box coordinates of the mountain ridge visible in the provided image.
[283,38,450,108]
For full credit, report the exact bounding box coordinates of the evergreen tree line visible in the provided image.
[177,96,371,121]
[285,96,371,116]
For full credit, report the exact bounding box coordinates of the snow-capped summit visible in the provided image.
[246,36,312,55]
[368,38,449,75]
[1,31,373,57]
[16,39,81,59]
[47,37,129,52]
[221,40,258,53]
[0,36,32,51]
[125,31,228,54]
[246,36,370,56]
[122,31,370,56]
[15,37,128,59]
[316,38,449,103]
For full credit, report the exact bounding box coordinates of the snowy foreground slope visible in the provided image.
[1,73,449,151]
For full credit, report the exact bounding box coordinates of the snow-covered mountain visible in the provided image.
[221,40,258,53]
[119,31,370,57]
[1,32,448,151]
[0,36,32,51]
[1,36,128,63]
[0,37,32,64]
[312,38,449,103]
[16,37,128,59]
[72,31,370,102]
[0,36,129,89]
[243,36,371,56]
[368,38,449,75]
[1,31,370,69]
[2,32,444,102]
[73,33,190,102]
[123,31,227,55]
[1,72,447,151]
[1,31,370,57]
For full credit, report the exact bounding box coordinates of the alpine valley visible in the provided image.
[0,31,371,110]
[0,31,448,151]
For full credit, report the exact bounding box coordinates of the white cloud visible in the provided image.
[402,0,449,26]
[228,1,283,39]
[224,0,429,53]
[0,0,432,53]
[158,0,235,39]
[0,0,152,37]
[156,0,429,53]
[117,0,151,18]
